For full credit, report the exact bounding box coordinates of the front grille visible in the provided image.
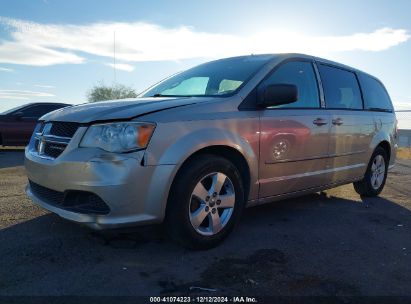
[29,181,110,215]
[34,121,80,159]
[38,122,45,133]
[29,180,64,205]
[44,142,67,158]
[50,122,79,138]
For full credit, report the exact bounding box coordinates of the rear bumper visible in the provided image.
[25,146,176,229]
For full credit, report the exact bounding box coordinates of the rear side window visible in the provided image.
[358,73,393,111]
[318,65,363,110]
[261,61,320,108]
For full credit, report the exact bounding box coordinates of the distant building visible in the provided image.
[398,129,411,147]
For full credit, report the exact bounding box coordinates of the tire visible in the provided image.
[165,154,245,249]
[353,147,388,197]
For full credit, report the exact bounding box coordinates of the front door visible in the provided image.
[258,60,330,198]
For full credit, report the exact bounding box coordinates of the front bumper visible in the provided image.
[25,146,176,229]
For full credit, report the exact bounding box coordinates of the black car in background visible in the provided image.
[0,102,71,146]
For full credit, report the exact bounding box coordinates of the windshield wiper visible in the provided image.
[151,93,166,97]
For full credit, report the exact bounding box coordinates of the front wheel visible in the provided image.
[165,154,245,249]
[353,147,388,197]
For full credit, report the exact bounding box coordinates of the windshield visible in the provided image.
[140,55,273,98]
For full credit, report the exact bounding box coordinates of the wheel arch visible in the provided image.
[376,140,391,162]
[369,129,394,165]
[354,139,391,197]
[170,145,252,203]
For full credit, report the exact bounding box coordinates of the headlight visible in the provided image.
[80,122,156,153]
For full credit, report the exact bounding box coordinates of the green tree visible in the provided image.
[87,83,137,102]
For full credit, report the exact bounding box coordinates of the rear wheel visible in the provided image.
[353,147,388,197]
[165,154,245,249]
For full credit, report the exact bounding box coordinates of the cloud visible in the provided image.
[33,84,55,89]
[0,89,55,100]
[0,17,409,66]
[0,67,13,72]
[104,62,135,72]
[0,41,84,66]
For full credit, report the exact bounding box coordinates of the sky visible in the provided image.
[0,0,410,128]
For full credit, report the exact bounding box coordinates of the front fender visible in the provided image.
[161,128,255,164]
[144,120,260,200]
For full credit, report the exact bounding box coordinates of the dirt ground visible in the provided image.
[0,150,411,297]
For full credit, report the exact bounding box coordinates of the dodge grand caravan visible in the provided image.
[25,54,397,249]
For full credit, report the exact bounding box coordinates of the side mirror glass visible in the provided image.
[258,84,298,108]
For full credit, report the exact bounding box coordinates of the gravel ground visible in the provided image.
[0,150,410,297]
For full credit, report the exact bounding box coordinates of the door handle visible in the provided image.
[313,118,328,126]
[332,118,343,126]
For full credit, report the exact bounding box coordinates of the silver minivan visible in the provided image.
[25,54,397,248]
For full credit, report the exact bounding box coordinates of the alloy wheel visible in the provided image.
[370,154,385,190]
[189,172,235,236]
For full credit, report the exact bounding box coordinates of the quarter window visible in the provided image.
[318,65,363,110]
[358,73,393,111]
[261,61,320,108]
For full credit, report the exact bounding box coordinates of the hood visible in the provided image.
[41,97,208,123]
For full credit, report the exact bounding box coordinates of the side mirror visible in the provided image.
[258,84,298,108]
[12,111,24,120]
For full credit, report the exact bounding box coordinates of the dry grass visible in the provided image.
[397,148,411,160]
